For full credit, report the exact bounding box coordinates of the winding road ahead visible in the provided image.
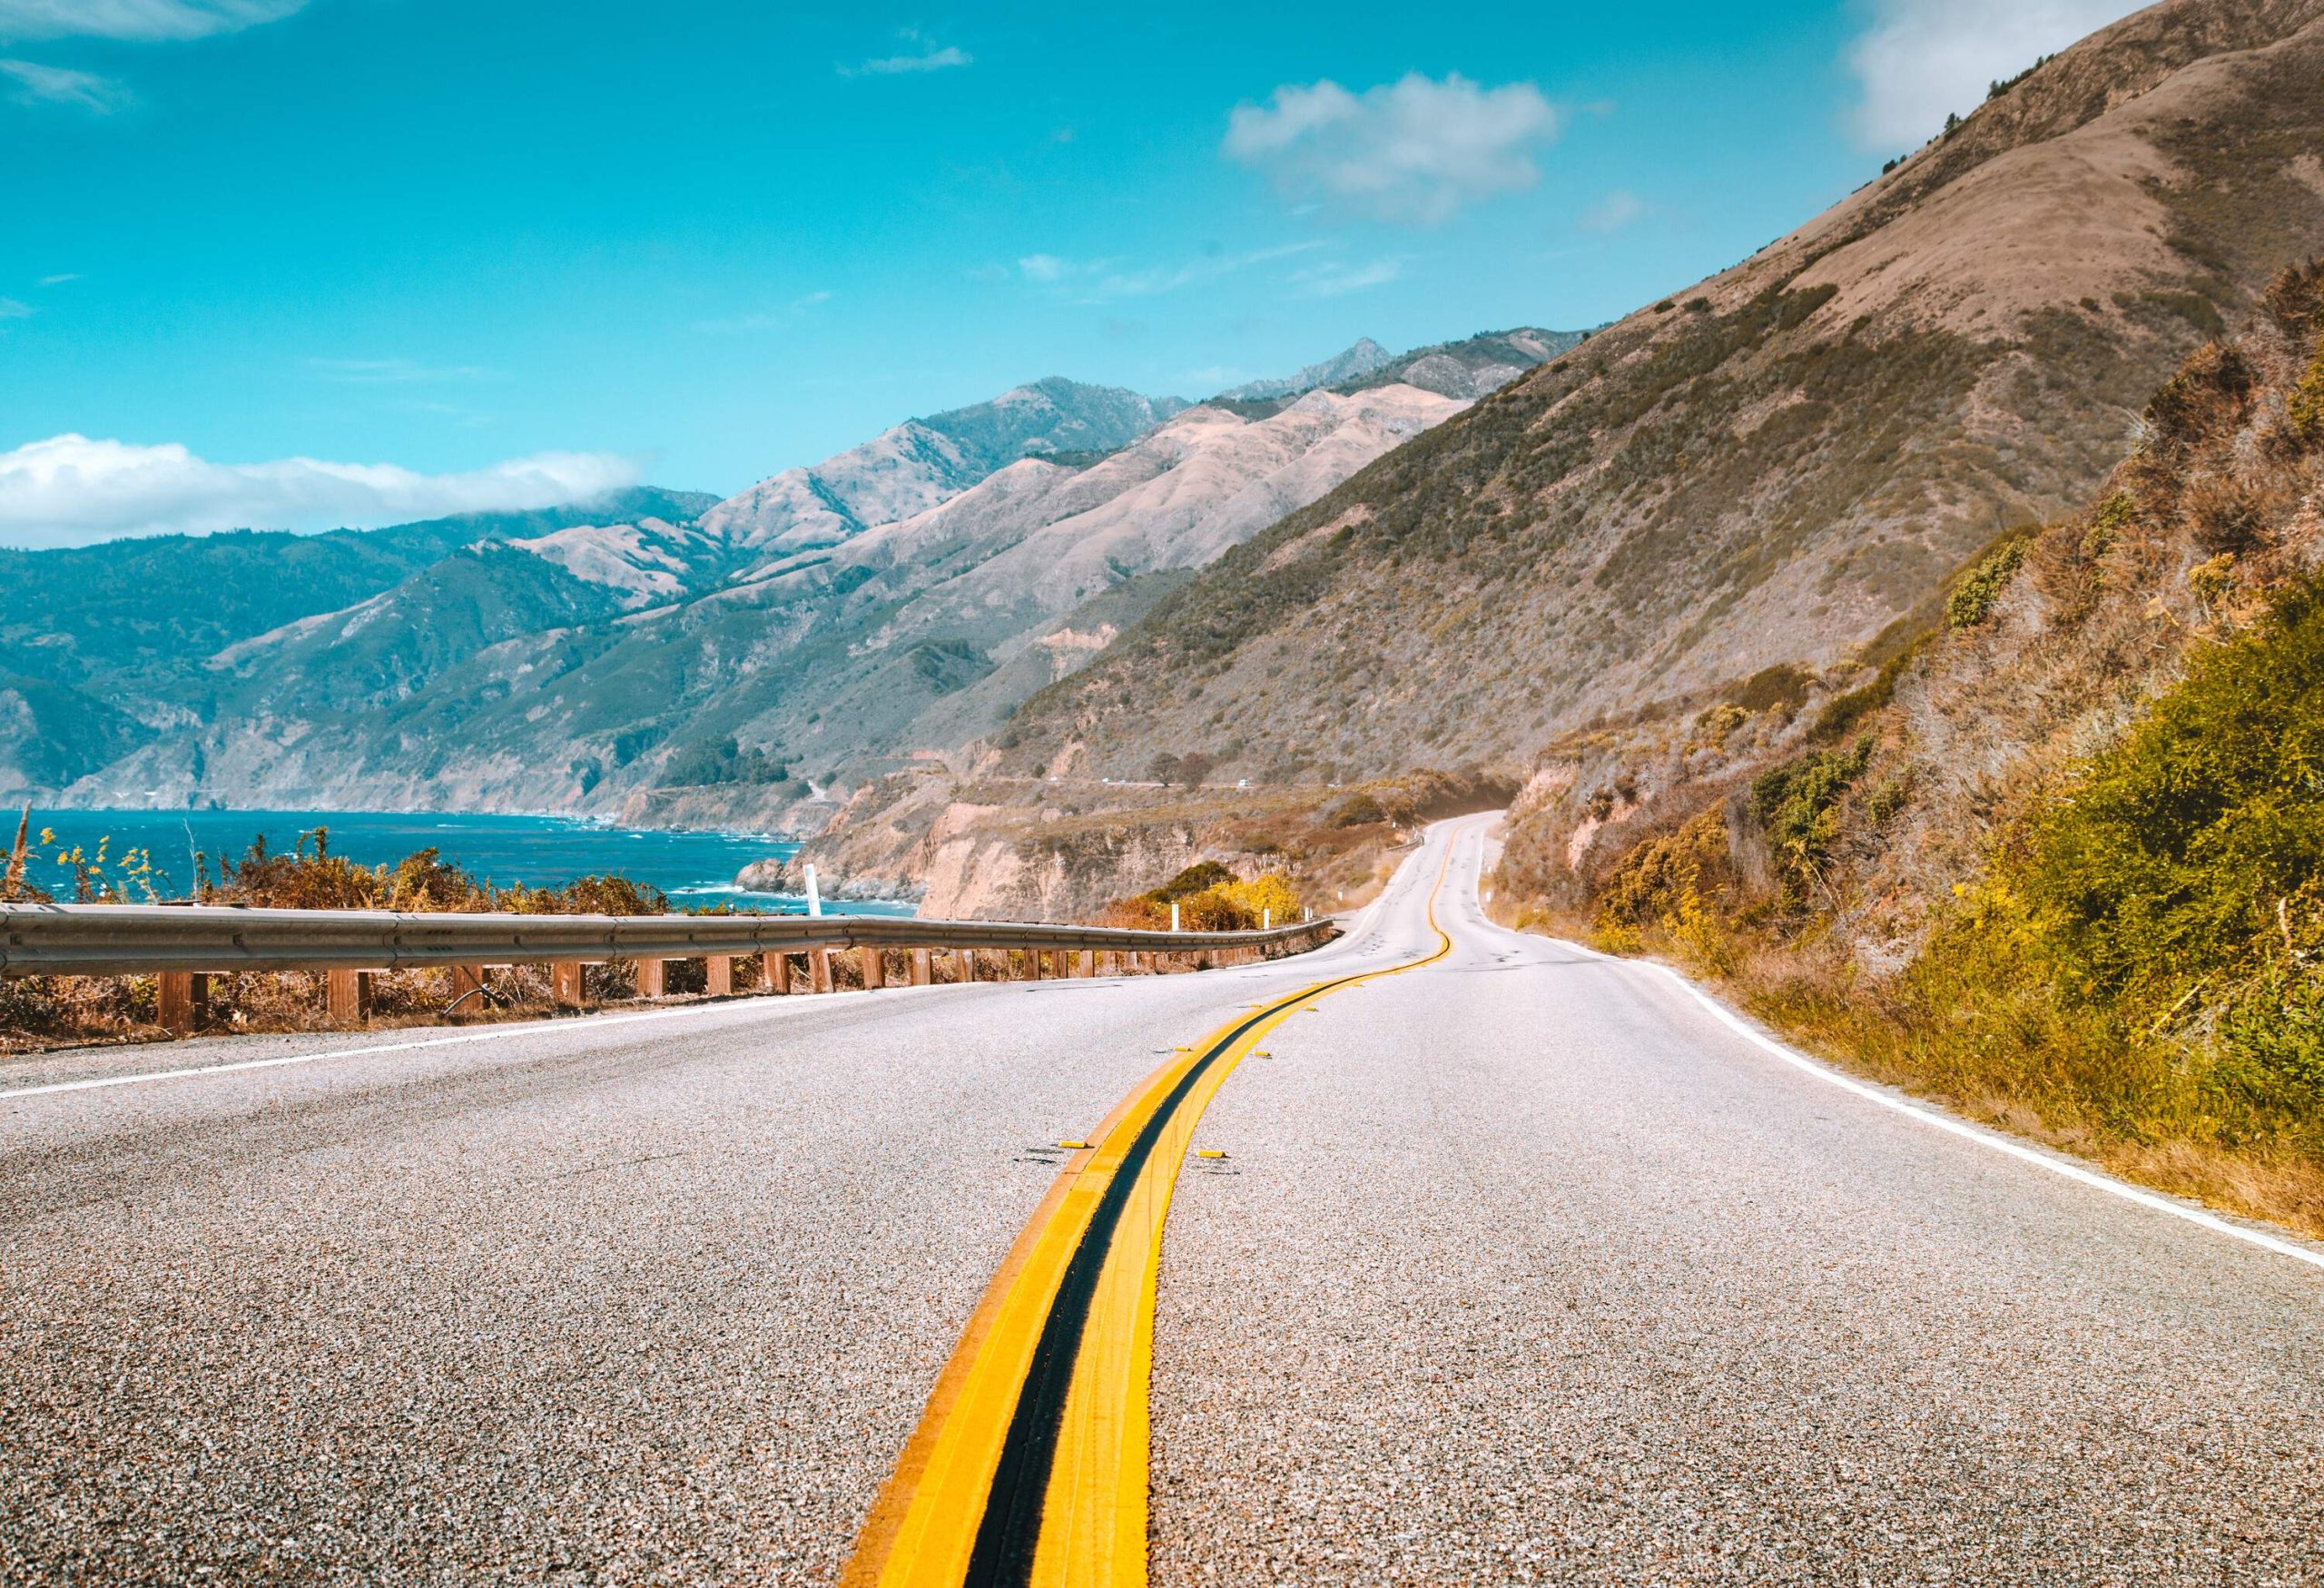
[3,820,2318,1585]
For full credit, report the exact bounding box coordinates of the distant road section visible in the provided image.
[2,822,2317,1584]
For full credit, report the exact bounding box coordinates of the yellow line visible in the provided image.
[842,830,1463,1588]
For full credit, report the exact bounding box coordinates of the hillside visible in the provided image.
[995,0,2324,791]
[1493,260,2324,1231]
[0,488,714,799]
[698,378,1187,559]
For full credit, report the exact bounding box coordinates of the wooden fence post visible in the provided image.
[637,959,668,999]
[957,948,977,984]
[326,969,372,1025]
[157,971,209,1038]
[551,962,587,1009]
[911,948,932,987]
[763,951,792,995]
[810,949,834,994]
[450,964,487,1009]
[860,945,886,991]
[706,955,734,996]
[1077,950,1096,978]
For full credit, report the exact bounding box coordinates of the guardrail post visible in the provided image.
[1026,950,1042,981]
[1077,950,1096,978]
[157,971,208,1038]
[450,964,487,1009]
[911,948,932,987]
[763,951,792,995]
[326,969,372,1025]
[860,945,886,991]
[956,948,976,984]
[552,962,587,1009]
[636,959,668,999]
[706,955,734,997]
[810,949,834,995]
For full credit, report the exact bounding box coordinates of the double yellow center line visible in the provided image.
[841,838,1458,1588]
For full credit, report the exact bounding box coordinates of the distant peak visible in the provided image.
[1219,338,1398,403]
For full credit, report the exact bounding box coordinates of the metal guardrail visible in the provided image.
[0,902,1332,979]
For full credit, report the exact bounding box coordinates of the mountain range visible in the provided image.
[0,329,1570,822]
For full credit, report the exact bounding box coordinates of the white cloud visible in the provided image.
[0,0,306,42]
[1014,242,1326,304]
[691,291,836,334]
[0,433,639,547]
[1288,258,1403,298]
[1224,73,1560,225]
[305,357,497,384]
[38,271,79,285]
[1844,0,2139,151]
[0,58,131,111]
[0,297,30,319]
[842,35,971,77]
[1580,189,1649,233]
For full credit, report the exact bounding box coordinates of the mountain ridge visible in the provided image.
[990,0,2324,794]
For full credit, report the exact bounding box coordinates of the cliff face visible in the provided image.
[994,0,2324,791]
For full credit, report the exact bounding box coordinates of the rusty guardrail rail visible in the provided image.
[0,902,1334,1035]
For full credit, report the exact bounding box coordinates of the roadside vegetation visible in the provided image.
[1502,262,2324,1238]
[1100,862,1302,932]
[0,818,678,1051]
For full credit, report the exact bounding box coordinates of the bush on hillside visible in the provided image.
[659,736,789,788]
[1751,737,1875,901]
[1104,863,1303,932]
[1946,539,2028,628]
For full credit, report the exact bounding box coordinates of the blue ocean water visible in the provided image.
[9,808,912,916]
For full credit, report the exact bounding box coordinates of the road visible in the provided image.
[1,819,2318,1585]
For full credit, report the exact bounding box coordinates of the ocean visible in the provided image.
[6,808,913,916]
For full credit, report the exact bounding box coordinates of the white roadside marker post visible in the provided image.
[805,863,834,994]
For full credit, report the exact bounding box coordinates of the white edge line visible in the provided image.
[1532,930,2324,1275]
[0,984,958,1101]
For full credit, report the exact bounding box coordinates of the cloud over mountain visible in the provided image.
[1224,72,1559,224]
[0,433,637,547]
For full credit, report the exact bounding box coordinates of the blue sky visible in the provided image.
[0,0,2142,545]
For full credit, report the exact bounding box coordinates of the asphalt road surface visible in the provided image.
[2,819,2318,1585]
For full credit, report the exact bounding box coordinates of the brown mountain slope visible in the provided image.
[1489,259,2324,1230]
[994,0,2324,788]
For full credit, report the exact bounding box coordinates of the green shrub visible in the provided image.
[1946,539,2027,628]
[2017,581,2324,1004]
[2288,331,2324,447]
[1752,736,1875,898]
[660,736,789,788]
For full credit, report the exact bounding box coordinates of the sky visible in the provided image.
[0,0,2148,547]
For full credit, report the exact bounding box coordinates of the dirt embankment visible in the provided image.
[790,766,1513,922]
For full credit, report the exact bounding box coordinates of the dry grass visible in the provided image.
[1510,908,2324,1242]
